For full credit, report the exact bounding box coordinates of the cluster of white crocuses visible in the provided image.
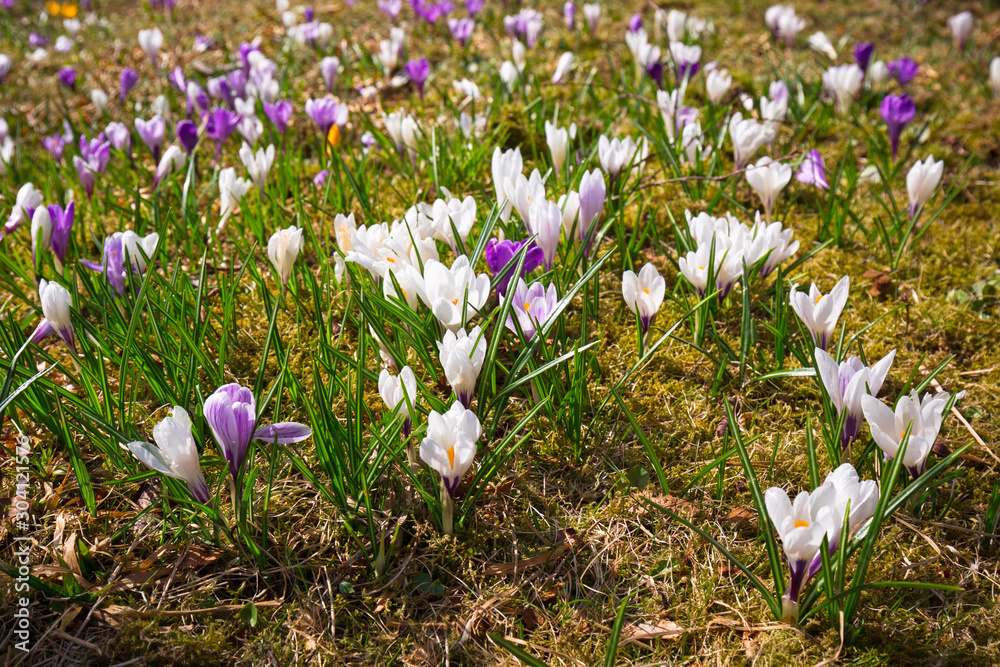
[676,209,799,300]
[765,463,878,623]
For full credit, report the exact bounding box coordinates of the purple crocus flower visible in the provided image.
[207,76,235,110]
[58,67,76,91]
[628,13,642,32]
[304,5,314,21]
[505,280,558,341]
[194,34,214,53]
[167,65,185,91]
[264,100,293,134]
[854,42,875,75]
[305,95,347,136]
[313,170,329,186]
[226,69,248,100]
[888,57,918,86]
[238,42,259,71]
[449,17,474,47]
[105,121,131,156]
[186,81,209,117]
[204,107,240,158]
[73,134,111,199]
[203,383,312,481]
[485,238,544,296]
[578,168,606,256]
[135,115,166,163]
[563,1,575,29]
[29,33,48,48]
[377,0,402,21]
[46,202,74,266]
[466,0,483,16]
[405,57,430,100]
[81,233,126,294]
[43,134,67,162]
[796,149,829,190]
[119,68,139,102]
[176,119,198,153]
[646,61,664,88]
[880,94,915,160]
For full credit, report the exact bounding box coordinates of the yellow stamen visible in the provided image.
[697,266,705,271]
[815,295,823,304]
[386,257,395,263]
[447,446,455,469]
[794,519,809,528]
[523,302,531,310]
[452,298,459,305]
[643,288,650,294]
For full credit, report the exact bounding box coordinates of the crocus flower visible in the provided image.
[4,182,44,237]
[438,326,487,407]
[466,0,483,16]
[816,348,896,450]
[320,56,340,92]
[46,201,74,271]
[854,42,874,75]
[81,230,159,295]
[167,65,185,92]
[862,389,964,480]
[216,167,252,234]
[420,401,480,534]
[796,149,828,190]
[119,67,139,102]
[888,57,918,86]
[129,407,211,503]
[766,5,805,47]
[305,95,347,137]
[906,155,943,218]
[263,100,292,134]
[491,146,523,223]
[729,113,769,169]
[789,276,849,351]
[377,0,401,21]
[0,54,10,83]
[420,256,491,332]
[822,64,863,114]
[176,119,198,154]
[58,67,76,90]
[30,207,52,263]
[43,134,67,162]
[485,238,543,296]
[91,89,109,113]
[745,157,791,222]
[405,57,430,100]
[449,17,474,47]
[31,279,76,352]
[807,464,878,580]
[152,145,185,190]
[186,81,209,117]
[204,383,312,481]
[506,279,557,341]
[946,11,973,50]
[527,199,562,271]
[706,68,732,105]
[135,115,166,163]
[808,31,835,59]
[239,142,275,195]
[597,135,641,180]
[73,134,112,199]
[880,94,915,160]
[991,57,1000,99]
[764,479,840,624]
[204,107,240,160]
[670,41,701,81]
[138,27,163,68]
[578,168,606,254]
[622,264,665,335]
[582,2,599,34]
[378,366,417,436]
[545,121,574,177]
[267,225,303,290]
[563,1,575,29]
[551,52,575,84]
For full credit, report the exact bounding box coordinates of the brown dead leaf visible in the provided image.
[723,507,755,526]
[63,532,84,578]
[621,620,685,645]
[862,269,894,298]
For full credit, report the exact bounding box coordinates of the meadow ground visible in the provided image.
[1,0,1000,665]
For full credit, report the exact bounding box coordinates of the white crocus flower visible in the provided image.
[511,40,526,71]
[868,60,889,85]
[906,156,943,218]
[706,68,731,105]
[379,39,398,74]
[745,157,791,222]
[680,122,712,166]
[528,199,562,271]
[492,146,524,223]
[808,31,837,59]
[666,9,686,41]
[504,169,546,228]
[582,3,600,33]
[420,256,491,332]
[597,135,639,179]
[991,57,1000,99]
[128,406,211,503]
[420,401,481,534]
[862,389,964,479]
[153,146,186,191]
[946,11,973,49]
[622,263,665,335]
[500,60,520,92]
[423,196,476,252]
[803,464,879,580]
[5,182,44,237]
[656,87,684,143]
[437,326,487,407]
[552,51,575,84]
[30,206,52,260]
[816,348,896,450]
[545,120,575,176]
[558,191,581,240]
[36,279,76,352]
[379,366,417,436]
[452,78,481,103]
[764,481,840,624]
[239,142,276,194]
[728,113,769,170]
[216,167,252,234]
[91,89,109,113]
[789,276,850,351]
[822,64,863,114]
[138,27,163,68]
[267,225,303,291]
